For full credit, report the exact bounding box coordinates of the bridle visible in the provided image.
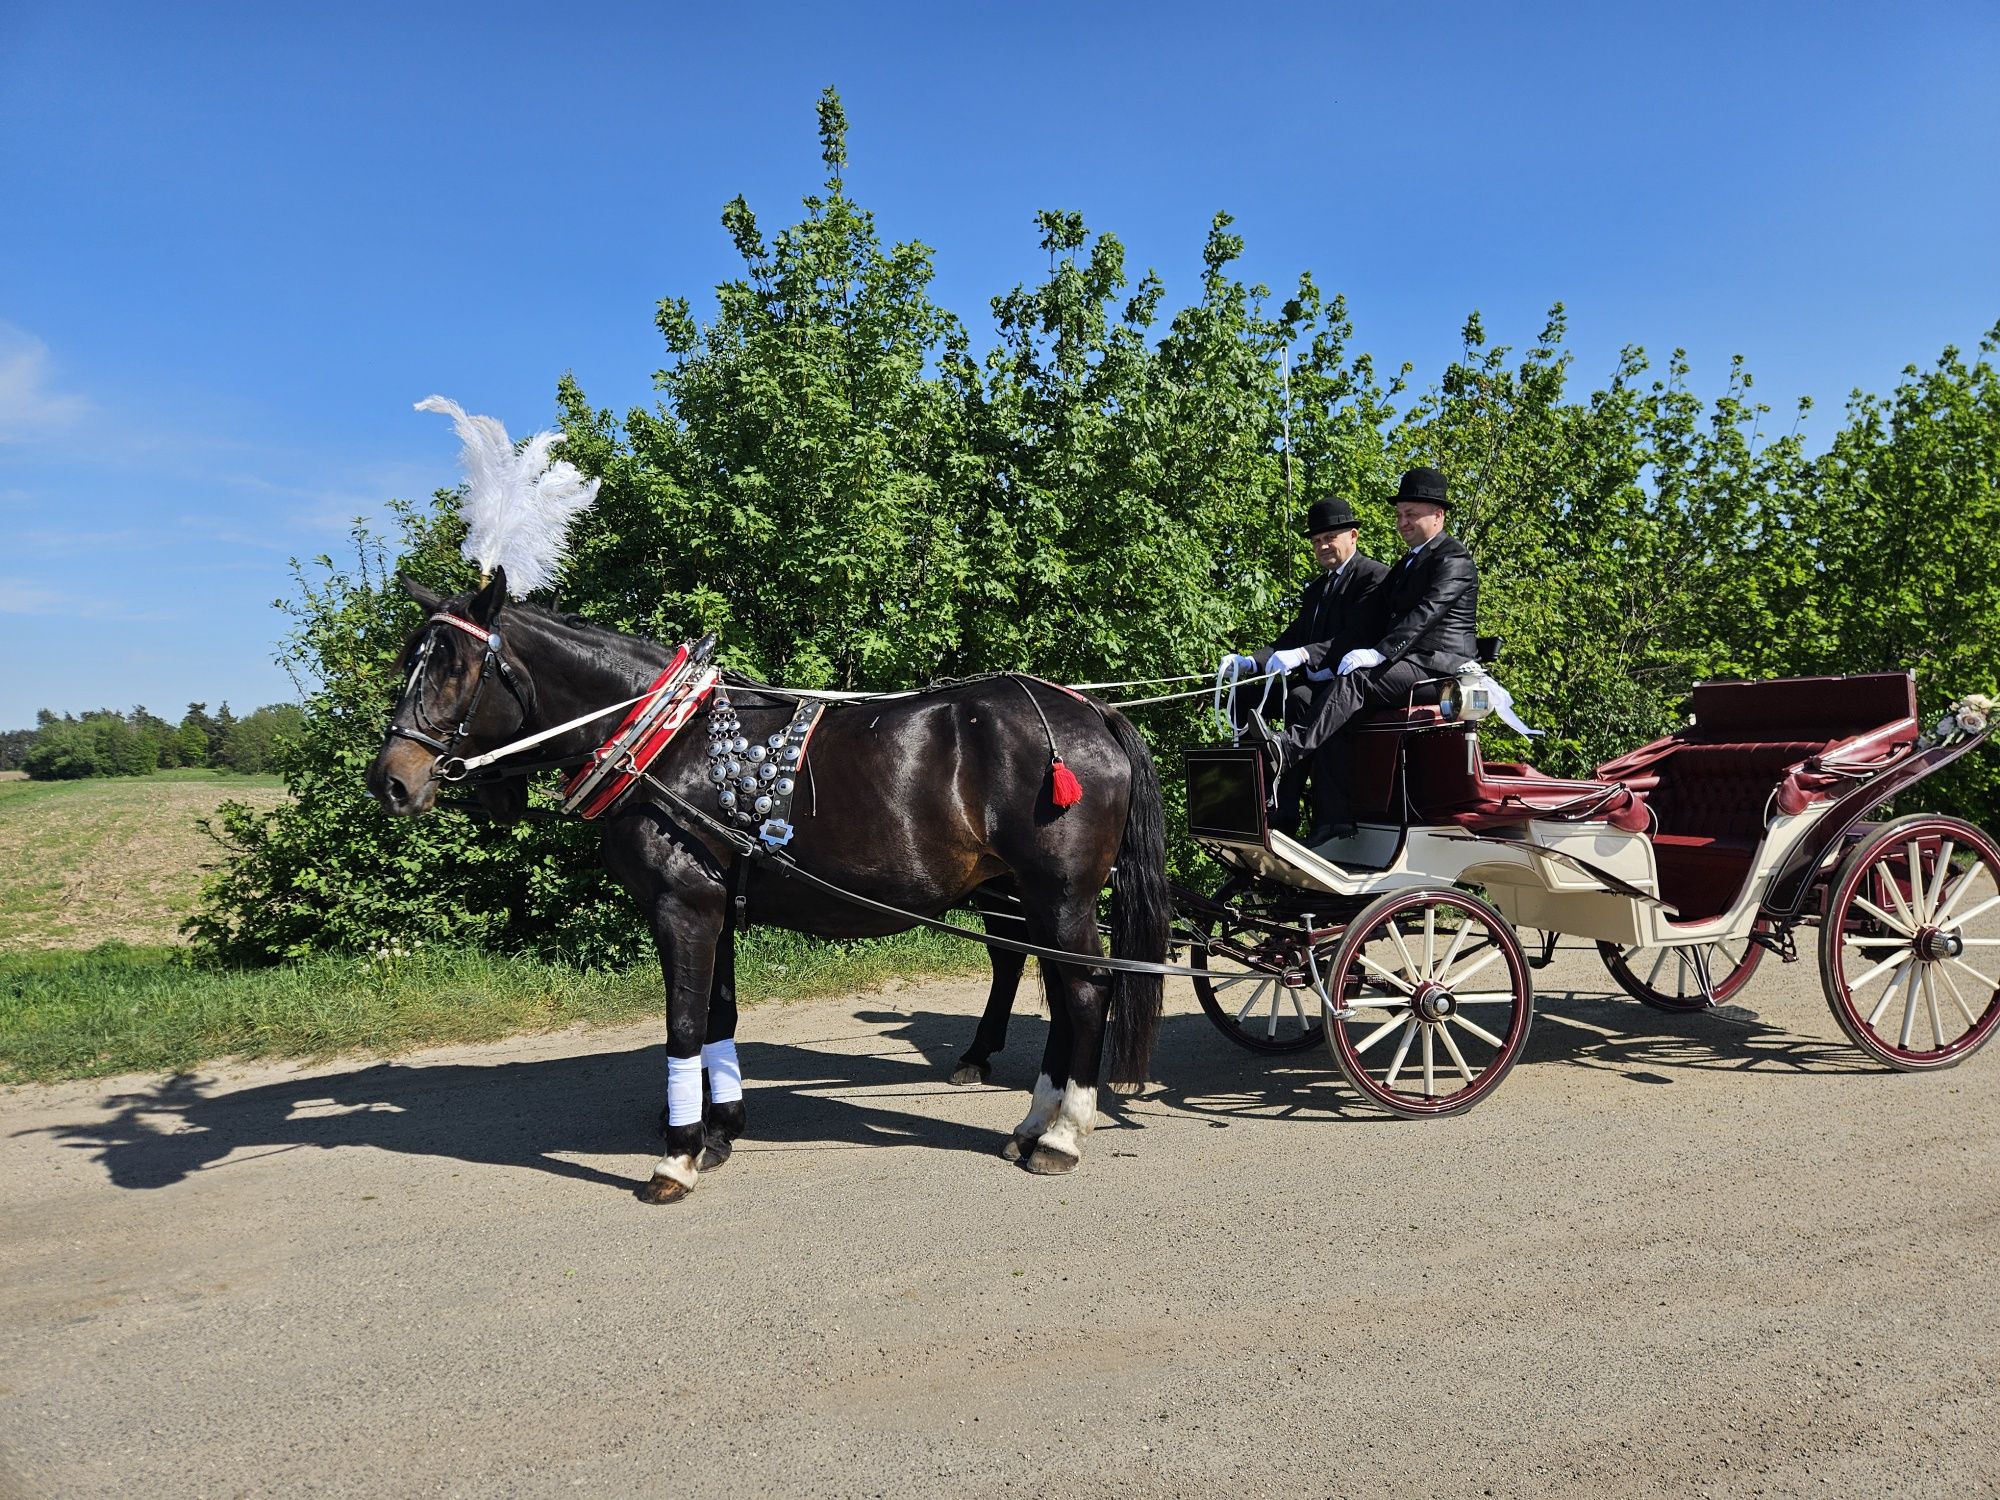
[384,611,535,776]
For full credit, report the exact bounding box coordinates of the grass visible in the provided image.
[0,925,996,1085]
[0,770,287,950]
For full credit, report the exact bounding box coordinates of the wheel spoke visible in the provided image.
[1849,946,1915,994]
[1422,1026,1435,1096]
[1903,841,1928,920]
[1384,1020,1418,1084]
[1288,986,1313,1028]
[1234,980,1276,1024]
[1437,1021,1476,1083]
[1644,947,1669,991]
[1351,1012,1409,1054]
[1450,990,1520,1003]
[1852,895,1915,937]
[1935,863,1992,925]
[1882,856,1920,932]
[1357,952,1419,995]
[1441,945,1504,992]
[1843,934,1911,948]
[1924,839,1956,922]
[1938,964,1981,1027]
[1945,895,2000,930]
[1434,919,1474,985]
[1944,956,2000,995]
[1454,1013,1506,1048]
[1386,921,1423,984]
[1423,907,1437,979]
[1923,969,1946,1051]
[1867,963,1916,1028]
[1263,982,1283,1039]
[1897,966,1922,1048]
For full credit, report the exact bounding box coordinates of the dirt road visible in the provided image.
[3,950,1996,1499]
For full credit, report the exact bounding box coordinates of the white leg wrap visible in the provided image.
[701,1038,743,1104]
[1035,1082,1099,1161]
[1011,1073,1065,1142]
[651,1152,699,1189]
[666,1053,704,1128]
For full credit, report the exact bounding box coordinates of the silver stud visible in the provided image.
[753,795,773,815]
[782,745,801,763]
[759,763,777,781]
[707,763,728,783]
[775,777,794,795]
[718,789,736,809]
[747,744,767,763]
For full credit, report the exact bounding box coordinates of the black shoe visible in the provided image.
[1304,820,1357,847]
[1245,711,1286,783]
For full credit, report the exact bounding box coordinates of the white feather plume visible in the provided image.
[415,395,600,596]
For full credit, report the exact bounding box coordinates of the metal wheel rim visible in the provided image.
[1820,816,2000,1069]
[1326,888,1533,1116]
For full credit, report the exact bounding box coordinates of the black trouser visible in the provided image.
[1274,658,1435,829]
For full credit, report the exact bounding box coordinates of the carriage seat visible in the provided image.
[1592,673,1920,920]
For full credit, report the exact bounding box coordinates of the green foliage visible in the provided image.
[189,91,2000,968]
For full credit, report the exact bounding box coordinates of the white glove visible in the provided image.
[1337,647,1384,676]
[1271,647,1310,673]
[1218,653,1258,677]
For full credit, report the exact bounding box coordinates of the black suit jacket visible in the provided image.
[1371,532,1479,674]
[1254,554,1389,671]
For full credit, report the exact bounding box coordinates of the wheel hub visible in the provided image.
[1914,926,1964,962]
[1412,981,1456,1021]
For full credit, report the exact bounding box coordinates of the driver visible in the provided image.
[1220,494,1387,838]
[1238,467,1479,844]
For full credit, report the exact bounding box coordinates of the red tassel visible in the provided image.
[1049,757,1082,808]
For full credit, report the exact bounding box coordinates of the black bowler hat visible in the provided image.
[1300,496,1363,536]
[1390,467,1450,509]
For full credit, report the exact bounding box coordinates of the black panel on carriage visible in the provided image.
[1184,747,1269,847]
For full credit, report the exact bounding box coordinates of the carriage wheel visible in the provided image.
[1325,887,1533,1117]
[1596,925,1767,1013]
[1190,875,1327,1054]
[1819,815,2000,1070]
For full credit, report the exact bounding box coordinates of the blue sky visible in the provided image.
[3,1,1996,729]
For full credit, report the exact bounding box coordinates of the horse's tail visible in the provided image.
[1103,708,1169,1094]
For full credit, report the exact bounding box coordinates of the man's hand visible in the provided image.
[1218,653,1259,677]
[1337,647,1384,676]
[1271,647,1310,673]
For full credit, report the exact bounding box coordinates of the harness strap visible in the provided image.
[633,769,1228,982]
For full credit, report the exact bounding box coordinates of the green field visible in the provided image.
[0,772,992,1083]
[0,768,287,949]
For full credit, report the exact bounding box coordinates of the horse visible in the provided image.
[367,569,1170,1204]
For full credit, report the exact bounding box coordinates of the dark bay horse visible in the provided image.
[367,569,1169,1204]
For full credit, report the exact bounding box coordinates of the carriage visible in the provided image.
[1172,669,2000,1116]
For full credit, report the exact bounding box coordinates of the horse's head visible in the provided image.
[367,568,534,817]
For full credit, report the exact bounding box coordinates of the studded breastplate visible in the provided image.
[705,685,825,847]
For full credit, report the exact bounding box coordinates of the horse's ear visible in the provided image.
[468,568,507,625]
[399,573,445,613]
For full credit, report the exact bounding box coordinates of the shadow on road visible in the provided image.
[17,980,1871,1195]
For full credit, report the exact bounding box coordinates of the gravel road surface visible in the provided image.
[3,949,1996,1499]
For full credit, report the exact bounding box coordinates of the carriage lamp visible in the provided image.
[1440,664,1498,723]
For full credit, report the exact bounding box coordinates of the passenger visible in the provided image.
[1244,466,1480,845]
[1219,494,1387,839]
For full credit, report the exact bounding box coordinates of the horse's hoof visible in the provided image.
[1105,1078,1145,1098]
[696,1137,733,1172]
[635,1174,691,1205]
[1025,1145,1080,1176]
[1001,1132,1034,1161]
[949,1060,991,1087]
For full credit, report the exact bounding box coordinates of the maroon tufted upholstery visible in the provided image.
[1591,673,1921,919]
